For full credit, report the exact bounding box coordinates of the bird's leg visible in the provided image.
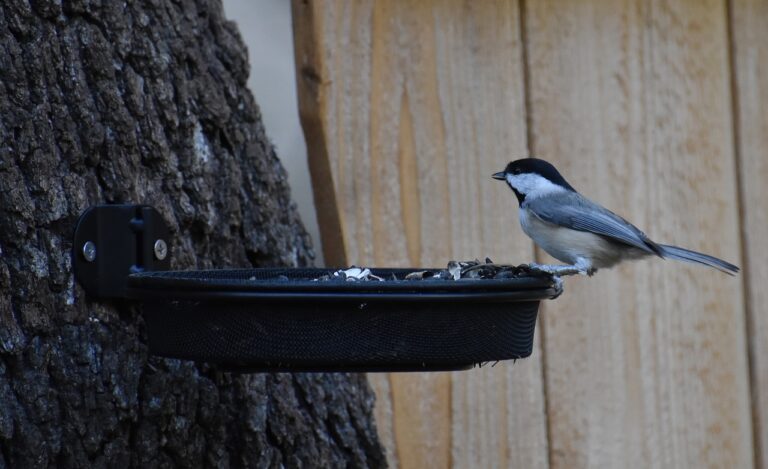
[526,259,594,299]
[528,258,595,277]
[527,263,583,276]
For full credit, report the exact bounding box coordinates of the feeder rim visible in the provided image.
[126,268,558,302]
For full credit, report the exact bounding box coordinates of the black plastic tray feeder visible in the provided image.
[74,205,558,372]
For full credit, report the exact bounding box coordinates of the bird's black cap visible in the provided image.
[492,158,577,192]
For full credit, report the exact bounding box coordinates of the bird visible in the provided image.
[492,158,739,277]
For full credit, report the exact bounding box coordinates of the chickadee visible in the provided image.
[493,158,739,276]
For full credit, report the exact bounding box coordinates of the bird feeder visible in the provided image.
[73,205,558,372]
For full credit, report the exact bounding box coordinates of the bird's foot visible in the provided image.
[550,276,564,298]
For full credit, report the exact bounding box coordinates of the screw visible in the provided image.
[153,239,168,260]
[82,241,96,262]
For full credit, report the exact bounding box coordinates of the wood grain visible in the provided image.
[292,1,549,467]
[730,1,768,467]
[523,0,753,467]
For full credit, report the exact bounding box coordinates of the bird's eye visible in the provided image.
[512,168,521,175]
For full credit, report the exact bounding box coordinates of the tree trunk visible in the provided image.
[0,0,385,467]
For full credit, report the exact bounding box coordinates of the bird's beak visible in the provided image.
[492,172,506,180]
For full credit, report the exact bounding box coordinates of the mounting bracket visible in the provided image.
[73,204,171,299]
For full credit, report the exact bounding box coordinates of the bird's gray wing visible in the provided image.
[525,191,662,255]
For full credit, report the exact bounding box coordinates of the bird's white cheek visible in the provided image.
[506,173,564,198]
[506,174,526,193]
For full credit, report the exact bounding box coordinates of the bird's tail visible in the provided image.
[657,244,739,275]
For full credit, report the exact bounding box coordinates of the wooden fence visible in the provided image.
[292,1,767,467]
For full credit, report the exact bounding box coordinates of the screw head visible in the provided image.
[82,241,96,262]
[153,239,168,260]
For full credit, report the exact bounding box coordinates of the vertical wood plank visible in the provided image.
[292,1,549,467]
[730,0,768,467]
[523,0,753,467]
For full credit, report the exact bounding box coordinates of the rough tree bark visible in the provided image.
[0,0,385,467]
